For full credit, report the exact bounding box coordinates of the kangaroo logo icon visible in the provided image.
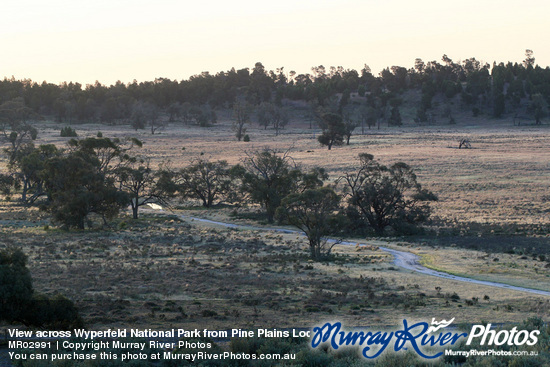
[427,318,455,333]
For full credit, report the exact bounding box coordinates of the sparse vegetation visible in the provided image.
[1,58,549,367]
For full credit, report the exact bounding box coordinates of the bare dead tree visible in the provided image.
[458,139,471,149]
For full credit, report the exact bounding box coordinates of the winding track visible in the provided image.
[181,214,550,297]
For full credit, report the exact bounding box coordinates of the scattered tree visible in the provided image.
[232,101,251,141]
[12,144,60,203]
[41,137,140,228]
[528,93,548,125]
[317,113,346,150]
[357,105,377,133]
[41,151,128,229]
[342,114,359,145]
[341,153,437,235]
[191,104,217,127]
[256,102,289,135]
[0,98,39,164]
[236,149,302,223]
[116,158,173,219]
[131,101,163,134]
[256,102,272,130]
[176,158,233,207]
[276,187,343,260]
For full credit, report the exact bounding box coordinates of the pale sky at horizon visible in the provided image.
[2,0,548,86]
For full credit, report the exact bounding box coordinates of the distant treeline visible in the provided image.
[1,50,549,125]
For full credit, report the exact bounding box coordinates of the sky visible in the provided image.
[2,0,548,86]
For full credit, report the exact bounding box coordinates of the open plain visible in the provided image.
[1,117,549,330]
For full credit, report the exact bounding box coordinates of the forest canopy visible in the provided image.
[0,51,548,127]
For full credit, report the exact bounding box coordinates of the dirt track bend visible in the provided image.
[179,214,550,297]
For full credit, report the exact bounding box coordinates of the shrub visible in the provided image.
[0,247,33,323]
[23,293,84,330]
[201,309,218,317]
[0,247,83,329]
[60,126,78,137]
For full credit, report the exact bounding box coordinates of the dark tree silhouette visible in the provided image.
[317,113,346,150]
[0,98,39,164]
[236,149,302,223]
[232,101,251,141]
[276,187,343,260]
[341,153,437,235]
[176,158,233,207]
[116,159,173,219]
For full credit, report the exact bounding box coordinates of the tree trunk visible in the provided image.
[266,207,275,223]
[310,245,317,260]
[132,198,139,219]
[310,239,321,260]
[21,180,28,203]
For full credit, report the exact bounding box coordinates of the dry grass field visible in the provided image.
[2,205,549,331]
[1,116,549,330]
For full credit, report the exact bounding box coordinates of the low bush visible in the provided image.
[60,126,78,137]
